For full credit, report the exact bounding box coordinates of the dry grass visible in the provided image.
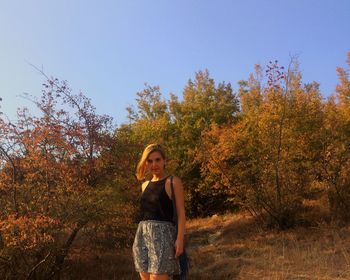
[62,195,350,279]
[62,247,139,280]
[186,212,350,280]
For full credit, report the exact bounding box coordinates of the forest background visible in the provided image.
[1,1,350,278]
[1,51,350,279]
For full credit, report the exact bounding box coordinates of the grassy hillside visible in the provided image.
[63,213,350,279]
[63,196,350,279]
[186,212,350,279]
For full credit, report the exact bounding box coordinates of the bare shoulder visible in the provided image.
[172,175,183,185]
[171,176,184,190]
[165,175,183,188]
[141,180,149,193]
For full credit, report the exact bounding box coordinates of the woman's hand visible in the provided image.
[175,238,184,257]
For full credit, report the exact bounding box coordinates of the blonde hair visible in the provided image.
[136,144,166,181]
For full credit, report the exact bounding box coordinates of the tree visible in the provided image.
[168,70,240,216]
[0,76,133,279]
[123,70,240,217]
[322,52,350,221]
[198,59,325,228]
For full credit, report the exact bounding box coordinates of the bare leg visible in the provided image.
[140,272,150,280]
[150,274,169,280]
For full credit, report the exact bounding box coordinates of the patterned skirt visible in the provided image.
[132,220,181,276]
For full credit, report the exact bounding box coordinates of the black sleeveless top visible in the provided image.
[139,176,174,222]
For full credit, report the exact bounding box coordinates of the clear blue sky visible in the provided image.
[1,0,349,126]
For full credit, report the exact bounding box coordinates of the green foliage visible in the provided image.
[123,70,240,217]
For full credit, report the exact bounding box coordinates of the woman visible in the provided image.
[132,144,186,280]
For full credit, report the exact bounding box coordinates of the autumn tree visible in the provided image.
[123,71,240,217]
[168,70,240,216]
[0,76,133,279]
[322,52,350,221]
[198,59,325,228]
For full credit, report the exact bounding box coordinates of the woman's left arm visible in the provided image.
[173,176,186,257]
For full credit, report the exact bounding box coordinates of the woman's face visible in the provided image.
[146,151,165,176]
